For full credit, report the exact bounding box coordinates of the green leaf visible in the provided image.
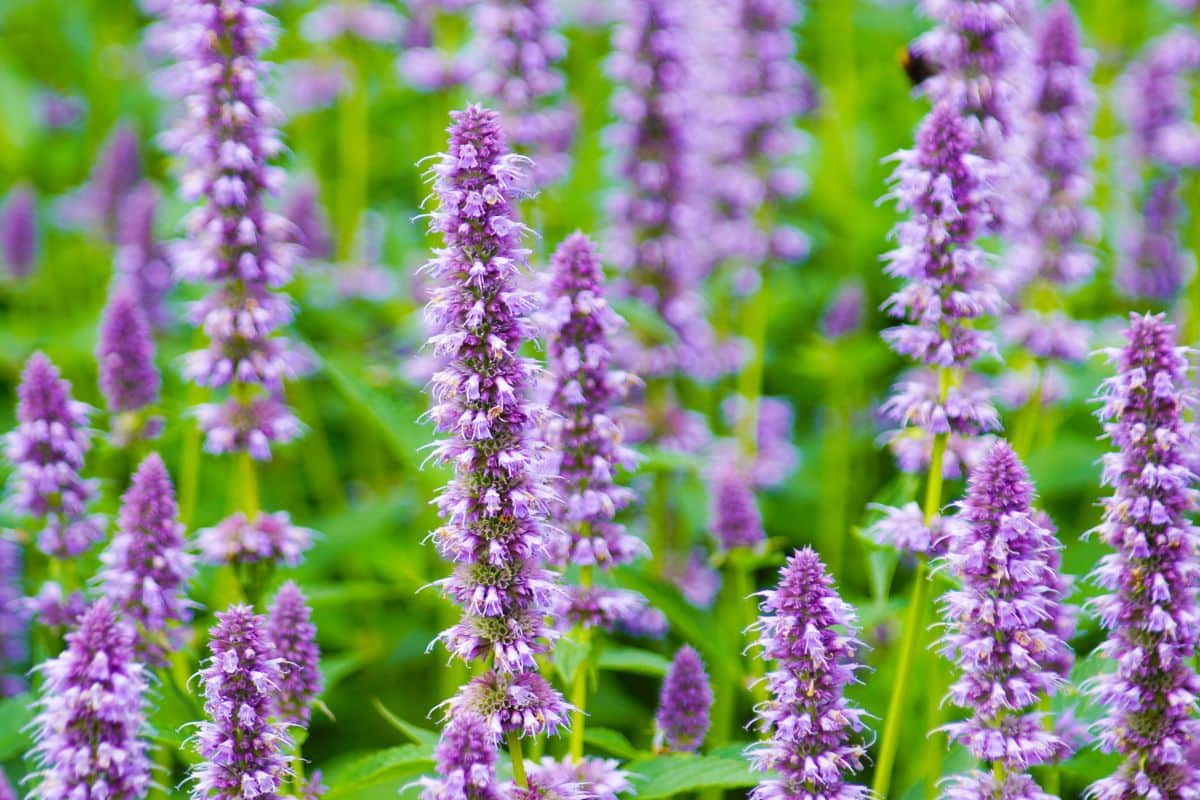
[325,744,436,798]
[0,692,34,760]
[627,749,759,799]
[865,547,898,607]
[373,697,440,747]
[553,633,591,685]
[582,727,638,760]
[597,646,672,677]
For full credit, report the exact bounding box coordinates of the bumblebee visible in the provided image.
[898,45,937,87]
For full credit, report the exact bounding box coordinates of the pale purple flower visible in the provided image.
[994,364,1068,410]
[191,604,292,800]
[1000,310,1090,362]
[301,1,403,43]
[28,599,150,800]
[419,712,502,800]
[936,442,1067,788]
[0,769,13,800]
[5,352,104,558]
[22,581,88,628]
[0,535,23,698]
[822,282,865,339]
[444,670,571,742]
[282,179,332,260]
[197,510,313,567]
[115,182,173,330]
[868,502,951,558]
[1,184,37,278]
[1087,313,1200,800]
[97,289,161,427]
[748,548,869,800]
[553,586,666,638]
[99,452,194,664]
[720,396,799,489]
[279,60,347,116]
[528,756,632,800]
[267,580,323,726]
[664,549,721,609]
[40,92,85,130]
[156,0,309,460]
[63,122,141,239]
[655,645,712,752]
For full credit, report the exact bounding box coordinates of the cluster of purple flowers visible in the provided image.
[5,352,104,558]
[420,105,566,740]
[1088,314,1200,799]
[0,535,23,698]
[97,289,163,443]
[655,645,712,753]
[197,510,313,567]
[156,0,309,460]
[1,185,37,278]
[268,580,324,725]
[115,182,173,331]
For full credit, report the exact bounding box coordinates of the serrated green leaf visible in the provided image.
[0,692,34,760]
[325,744,436,798]
[373,697,440,747]
[597,646,672,677]
[627,749,758,799]
[582,727,638,759]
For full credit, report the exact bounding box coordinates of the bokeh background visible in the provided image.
[0,0,1194,798]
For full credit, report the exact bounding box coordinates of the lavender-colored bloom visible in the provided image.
[542,232,644,569]
[300,1,403,43]
[5,352,104,558]
[0,769,13,800]
[157,0,308,461]
[445,670,571,742]
[995,364,1068,410]
[1115,29,1200,300]
[470,0,576,186]
[655,645,712,752]
[0,535,23,698]
[67,123,141,239]
[97,289,161,418]
[115,182,173,330]
[300,771,327,800]
[1000,310,1089,362]
[283,180,332,260]
[664,549,721,609]
[1,184,37,278]
[40,92,85,130]
[1004,2,1097,291]
[22,581,89,628]
[278,60,347,116]
[28,599,150,800]
[709,461,765,551]
[748,548,869,800]
[1087,313,1200,800]
[421,105,566,734]
[515,766,587,800]
[99,453,194,663]
[400,48,472,92]
[936,442,1066,792]
[720,396,798,489]
[822,282,865,339]
[267,580,323,725]
[197,510,313,567]
[868,502,951,558]
[419,712,502,800]
[554,586,665,638]
[191,604,292,800]
[528,756,632,800]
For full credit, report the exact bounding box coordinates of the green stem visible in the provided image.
[508,731,528,788]
[1011,364,1044,459]
[568,567,594,762]
[179,400,203,529]
[735,272,769,456]
[733,555,766,706]
[240,450,259,520]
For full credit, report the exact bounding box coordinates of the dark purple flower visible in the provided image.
[1088,313,1200,800]
[0,535,23,698]
[156,0,308,460]
[5,352,104,558]
[267,580,323,725]
[28,599,150,800]
[197,510,313,567]
[99,452,194,664]
[655,645,712,752]
[748,548,869,800]
[97,289,161,419]
[1,184,37,278]
[419,712,502,800]
[936,441,1067,790]
[542,232,644,569]
[115,182,173,330]
[709,461,765,551]
[191,604,292,799]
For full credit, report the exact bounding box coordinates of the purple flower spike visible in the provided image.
[71,123,141,239]
[748,548,869,800]
[542,232,644,570]
[655,645,712,753]
[116,182,173,330]
[709,461,765,552]
[528,756,631,800]
[29,599,150,800]
[267,580,323,725]
[1087,313,1200,800]
[100,453,194,664]
[156,0,309,460]
[419,712,502,800]
[1,184,37,278]
[6,352,104,558]
[936,441,1067,787]
[0,535,24,698]
[192,604,292,800]
[420,103,566,745]
[97,289,161,423]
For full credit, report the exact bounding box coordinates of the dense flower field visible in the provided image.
[1,0,1199,799]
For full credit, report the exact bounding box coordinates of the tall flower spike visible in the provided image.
[5,352,104,557]
[28,599,150,800]
[1088,313,1200,800]
[0,534,23,698]
[470,0,576,187]
[418,712,503,800]
[98,288,163,444]
[99,452,194,664]
[709,460,765,552]
[157,0,309,460]
[936,441,1067,798]
[267,580,323,725]
[1,184,37,278]
[116,182,173,330]
[655,645,712,753]
[421,105,566,738]
[191,604,292,800]
[748,548,869,800]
